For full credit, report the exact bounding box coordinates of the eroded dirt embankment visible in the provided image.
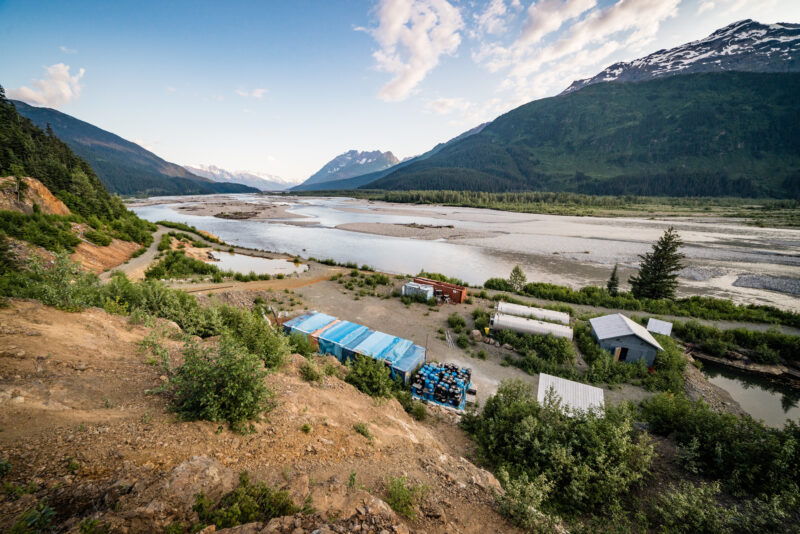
[0,299,514,533]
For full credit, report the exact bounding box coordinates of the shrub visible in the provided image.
[194,471,299,529]
[300,360,322,382]
[0,458,10,478]
[9,502,55,534]
[640,394,800,496]
[456,333,469,349]
[495,468,561,532]
[157,233,172,251]
[395,390,427,421]
[652,481,732,534]
[12,253,102,311]
[84,229,112,246]
[169,337,272,432]
[300,423,311,434]
[345,355,394,398]
[353,422,372,440]
[750,343,780,364]
[290,332,316,358]
[462,380,653,515]
[472,308,490,331]
[385,476,428,519]
[145,250,220,280]
[493,329,575,364]
[447,313,467,330]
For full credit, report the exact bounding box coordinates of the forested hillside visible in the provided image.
[0,85,154,249]
[368,72,800,198]
[12,100,257,196]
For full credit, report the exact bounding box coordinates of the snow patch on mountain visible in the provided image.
[298,150,399,187]
[184,164,297,191]
[563,19,800,94]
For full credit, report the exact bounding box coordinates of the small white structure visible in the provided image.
[537,373,604,414]
[401,281,434,300]
[590,313,663,366]
[490,313,573,340]
[647,318,673,336]
[496,301,570,325]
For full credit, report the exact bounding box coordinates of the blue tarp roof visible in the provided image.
[283,311,426,379]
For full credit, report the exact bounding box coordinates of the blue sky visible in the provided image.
[2,0,798,182]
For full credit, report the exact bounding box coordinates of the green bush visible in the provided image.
[462,380,653,515]
[395,390,427,421]
[495,469,561,532]
[456,333,469,349]
[83,229,112,246]
[9,502,55,534]
[652,481,732,534]
[0,458,10,478]
[157,233,172,251]
[493,329,575,364]
[4,253,102,311]
[193,471,298,529]
[385,476,428,519]
[640,394,800,496]
[300,360,322,382]
[289,332,316,358]
[169,337,272,431]
[472,307,491,332]
[145,250,221,279]
[0,210,81,252]
[353,422,372,440]
[345,355,394,398]
[448,313,467,330]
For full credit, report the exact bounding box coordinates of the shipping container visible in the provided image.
[496,301,570,325]
[490,312,573,340]
[413,277,468,304]
[402,281,434,300]
[283,311,426,383]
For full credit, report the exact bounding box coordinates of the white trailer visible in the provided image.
[496,301,570,325]
[490,312,573,340]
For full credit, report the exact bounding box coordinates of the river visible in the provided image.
[131,194,800,311]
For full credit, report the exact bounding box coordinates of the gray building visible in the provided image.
[589,313,663,366]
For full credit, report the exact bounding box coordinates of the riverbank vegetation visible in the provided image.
[672,319,800,365]
[289,189,800,228]
[144,250,274,282]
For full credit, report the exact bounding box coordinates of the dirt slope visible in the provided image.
[0,176,71,215]
[0,299,515,533]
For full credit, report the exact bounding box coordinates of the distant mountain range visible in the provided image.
[292,150,398,190]
[12,101,257,196]
[291,124,487,191]
[344,20,800,198]
[183,164,296,191]
[563,19,800,94]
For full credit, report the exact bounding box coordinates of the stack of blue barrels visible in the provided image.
[410,363,472,411]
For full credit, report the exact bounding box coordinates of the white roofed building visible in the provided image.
[589,313,663,366]
[537,373,604,414]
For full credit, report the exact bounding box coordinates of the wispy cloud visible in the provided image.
[166,86,177,94]
[365,0,464,102]
[697,2,715,14]
[59,45,77,54]
[425,96,472,114]
[473,0,680,101]
[8,63,85,108]
[235,88,268,98]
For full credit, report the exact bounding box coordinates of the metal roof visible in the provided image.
[589,313,663,351]
[537,373,604,414]
[646,318,673,336]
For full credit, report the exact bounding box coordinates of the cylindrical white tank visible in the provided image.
[490,313,573,340]
[496,301,570,325]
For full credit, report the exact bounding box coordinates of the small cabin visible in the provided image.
[589,313,663,366]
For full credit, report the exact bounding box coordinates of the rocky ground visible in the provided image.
[0,299,515,533]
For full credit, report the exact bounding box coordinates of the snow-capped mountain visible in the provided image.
[563,19,800,94]
[296,150,400,188]
[183,164,297,191]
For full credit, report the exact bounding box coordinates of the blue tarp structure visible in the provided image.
[282,311,426,382]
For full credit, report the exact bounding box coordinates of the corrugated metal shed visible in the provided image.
[537,373,604,414]
[647,318,673,336]
[589,313,663,351]
[496,302,570,325]
[402,281,434,300]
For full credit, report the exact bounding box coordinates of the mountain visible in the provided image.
[1,91,121,218]
[563,19,800,94]
[11,101,257,197]
[183,164,296,191]
[366,71,800,197]
[292,150,399,190]
[292,124,487,191]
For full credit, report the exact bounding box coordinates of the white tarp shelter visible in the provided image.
[646,318,673,336]
[537,373,604,414]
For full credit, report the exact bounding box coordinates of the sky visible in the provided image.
[2,0,799,182]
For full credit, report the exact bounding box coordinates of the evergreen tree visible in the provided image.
[607,264,619,296]
[509,265,527,292]
[630,227,685,300]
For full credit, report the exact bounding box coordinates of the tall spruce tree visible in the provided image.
[629,227,685,300]
[607,264,619,296]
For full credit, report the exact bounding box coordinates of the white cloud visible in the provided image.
[519,0,596,45]
[474,0,513,36]
[474,0,679,101]
[425,96,472,114]
[236,88,268,98]
[166,86,177,94]
[59,45,77,54]
[8,63,85,108]
[366,0,464,102]
[697,2,715,14]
